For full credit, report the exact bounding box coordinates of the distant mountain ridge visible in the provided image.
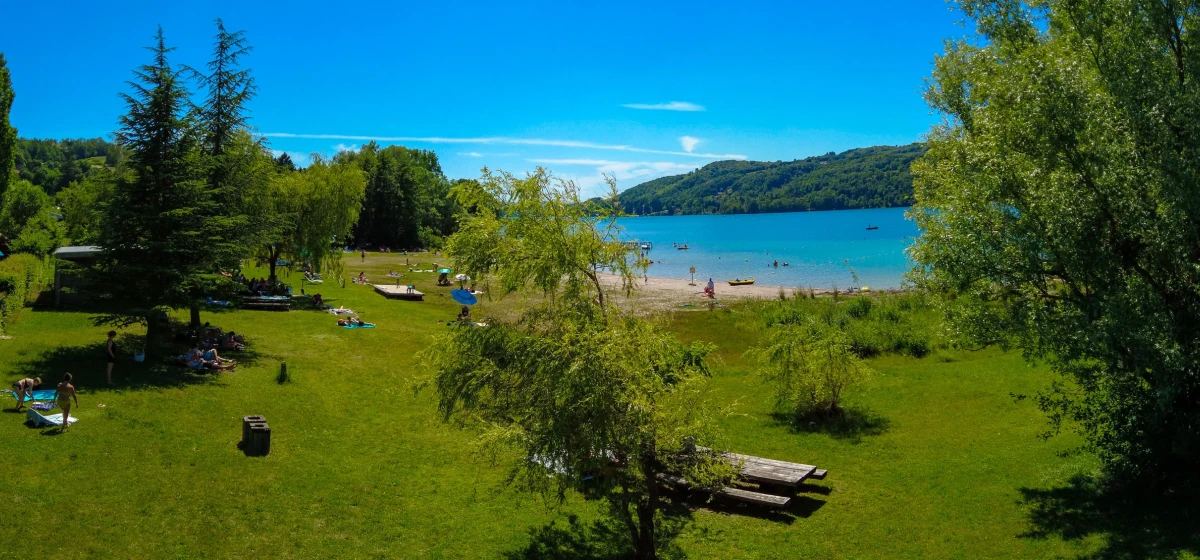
[615,144,926,216]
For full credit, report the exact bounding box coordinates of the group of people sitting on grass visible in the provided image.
[169,323,245,372]
[179,343,237,371]
[244,277,282,298]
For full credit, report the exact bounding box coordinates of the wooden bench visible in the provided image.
[658,473,792,509]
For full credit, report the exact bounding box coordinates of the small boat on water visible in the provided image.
[728,279,756,286]
[677,244,689,250]
[866,224,879,230]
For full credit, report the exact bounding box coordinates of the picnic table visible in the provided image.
[242,295,292,311]
[661,448,828,509]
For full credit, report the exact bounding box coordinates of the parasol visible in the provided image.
[437,268,452,274]
[451,289,478,305]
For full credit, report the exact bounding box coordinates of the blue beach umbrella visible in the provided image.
[437,268,453,274]
[451,289,478,306]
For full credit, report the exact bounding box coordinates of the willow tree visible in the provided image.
[424,169,733,560]
[255,154,365,283]
[912,0,1200,487]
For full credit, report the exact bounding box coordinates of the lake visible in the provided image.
[616,207,918,290]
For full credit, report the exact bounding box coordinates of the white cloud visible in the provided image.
[620,101,706,112]
[679,136,700,153]
[528,158,697,197]
[459,152,484,157]
[261,132,746,160]
[333,143,360,153]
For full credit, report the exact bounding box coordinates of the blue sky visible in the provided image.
[5,1,964,196]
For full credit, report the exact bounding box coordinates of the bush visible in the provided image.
[0,253,48,333]
[749,292,942,359]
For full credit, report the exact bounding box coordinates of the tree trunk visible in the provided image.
[190,301,201,329]
[268,247,279,283]
[633,449,660,560]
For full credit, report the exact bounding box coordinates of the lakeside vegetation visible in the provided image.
[0,251,1142,559]
[3,0,1200,558]
[615,144,925,216]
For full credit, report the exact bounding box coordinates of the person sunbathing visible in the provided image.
[203,347,234,364]
[354,318,374,327]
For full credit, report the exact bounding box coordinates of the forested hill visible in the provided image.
[616,144,926,215]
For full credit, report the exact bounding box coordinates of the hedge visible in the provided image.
[0,253,49,333]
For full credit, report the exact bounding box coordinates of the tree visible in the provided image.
[254,154,365,283]
[748,324,872,418]
[0,179,65,257]
[273,152,295,172]
[97,27,235,341]
[0,53,16,200]
[57,169,117,245]
[911,0,1200,487]
[424,169,732,560]
[337,143,456,249]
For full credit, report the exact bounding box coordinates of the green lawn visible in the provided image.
[0,252,1179,559]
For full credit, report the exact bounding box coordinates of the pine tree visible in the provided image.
[98,27,237,343]
[0,53,17,200]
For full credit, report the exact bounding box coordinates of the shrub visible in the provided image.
[0,253,48,333]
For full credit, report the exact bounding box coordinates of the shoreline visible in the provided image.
[598,272,878,304]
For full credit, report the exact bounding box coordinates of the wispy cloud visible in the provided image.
[457,151,519,158]
[261,132,746,160]
[679,136,700,153]
[529,158,697,196]
[333,143,360,153]
[620,101,706,112]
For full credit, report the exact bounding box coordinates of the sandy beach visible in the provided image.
[597,272,850,310]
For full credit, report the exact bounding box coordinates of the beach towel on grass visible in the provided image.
[12,389,57,403]
[343,324,376,329]
[26,409,78,427]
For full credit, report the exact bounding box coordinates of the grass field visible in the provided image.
[1,251,1189,559]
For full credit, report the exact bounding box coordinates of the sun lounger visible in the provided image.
[26,409,78,427]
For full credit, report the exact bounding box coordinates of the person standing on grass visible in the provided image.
[361,249,366,262]
[104,330,117,385]
[53,373,78,431]
[11,377,40,411]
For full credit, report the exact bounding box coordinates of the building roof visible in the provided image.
[54,246,102,260]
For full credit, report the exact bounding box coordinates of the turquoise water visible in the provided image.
[616,207,918,289]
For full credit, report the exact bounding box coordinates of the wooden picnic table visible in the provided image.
[663,448,829,510]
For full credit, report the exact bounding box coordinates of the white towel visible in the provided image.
[26,409,79,427]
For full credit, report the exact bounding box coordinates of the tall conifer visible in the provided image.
[98,28,237,340]
[0,53,17,200]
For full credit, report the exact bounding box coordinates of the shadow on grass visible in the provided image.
[770,406,891,443]
[6,340,267,393]
[1018,474,1200,560]
[504,502,692,560]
